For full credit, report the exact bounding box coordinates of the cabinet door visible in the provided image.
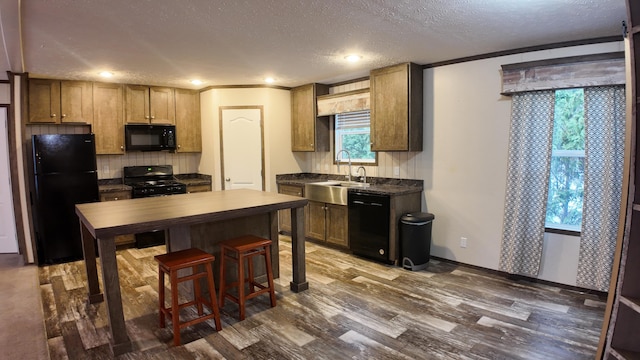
[291,84,315,151]
[93,83,125,155]
[305,200,326,241]
[150,87,175,124]
[370,64,409,151]
[124,85,150,123]
[60,81,93,123]
[326,204,348,247]
[278,184,304,233]
[291,83,329,152]
[175,88,201,152]
[28,79,60,123]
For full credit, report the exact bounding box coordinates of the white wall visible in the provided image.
[306,41,625,286]
[199,87,303,192]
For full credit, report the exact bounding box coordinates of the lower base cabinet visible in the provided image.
[306,200,348,248]
[278,184,304,233]
[99,190,135,246]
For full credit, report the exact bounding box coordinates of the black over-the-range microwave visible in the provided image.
[124,124,176,152]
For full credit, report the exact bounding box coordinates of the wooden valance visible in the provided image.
[501,52,625,95]
[316,88,369,116]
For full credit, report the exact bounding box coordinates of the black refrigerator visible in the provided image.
[32,134,100,264]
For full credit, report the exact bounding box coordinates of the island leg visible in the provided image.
[289,206,308,292]
[97,236,132,356]
[80,222,103,303]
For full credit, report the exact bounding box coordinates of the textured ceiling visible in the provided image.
[0,0,627,88]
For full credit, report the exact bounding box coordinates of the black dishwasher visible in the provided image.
[348,192,391,263]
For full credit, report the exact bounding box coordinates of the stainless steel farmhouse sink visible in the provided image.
[304,181,370,206]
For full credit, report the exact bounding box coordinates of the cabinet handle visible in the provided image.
[51,113,56,118]
[61,114,66,118]
[151,115,155,119]
[310,143,313,147]
[120,145,124,150]
[225,178,230,182]
[177,144,181,149]
[297,192,301,196]
[145,116,150,119]
[114,197,119,200]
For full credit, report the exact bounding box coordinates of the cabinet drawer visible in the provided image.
[100,190,131,202]
[187,184,211,193]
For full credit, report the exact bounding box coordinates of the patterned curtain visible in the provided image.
[499,91,555,276]
[577,86,626,291]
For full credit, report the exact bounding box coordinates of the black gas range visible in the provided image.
[123,165,187,198]
[123,165,187,248]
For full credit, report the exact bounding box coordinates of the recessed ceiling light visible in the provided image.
[345,54,362,62]
[99,71,113,78]
[265,77,275,84]
[190,79,203,85]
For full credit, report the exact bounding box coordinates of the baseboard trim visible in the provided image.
[430,256,607,298]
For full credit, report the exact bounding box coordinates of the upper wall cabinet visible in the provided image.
[370,62,423,151]
[174,88,201,152]
[291,83,330,152]
[28,79,93,124]
[125,85,175,124]
[93,82,125,155]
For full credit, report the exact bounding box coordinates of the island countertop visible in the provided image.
[77,189,308,238]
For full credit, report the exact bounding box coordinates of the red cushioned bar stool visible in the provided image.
[154,248,222,346]
[218,235,276,320]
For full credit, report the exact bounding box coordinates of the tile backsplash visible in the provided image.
[96,153,201,180]
[25,124,201,180]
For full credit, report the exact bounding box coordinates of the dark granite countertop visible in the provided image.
[98,174,211,192]
[276,173,423,196]
[98,184,132,193]
[175,174,212,186]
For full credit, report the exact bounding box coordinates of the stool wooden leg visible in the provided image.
[159,268,166,328]
[205,262,222,331]
[238,253,246,321]
[264,246,276,307]
[247,255,255,294]
[219,248,227,308]
[170,270,181,346]
[193,265,203,315]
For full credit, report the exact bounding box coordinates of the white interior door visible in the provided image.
[221,107,264,190]
[0,107,18,253]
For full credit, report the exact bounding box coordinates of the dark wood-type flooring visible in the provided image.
[39,236,606,359]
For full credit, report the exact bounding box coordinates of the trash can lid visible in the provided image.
[400,212,435,223]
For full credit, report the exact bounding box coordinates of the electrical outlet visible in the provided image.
[394,166,400,176]
[460,237,468,248]
[315,163,320,170]
[324,164,329,170]
[102,165,109,175]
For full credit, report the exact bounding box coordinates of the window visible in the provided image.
[545,88,585,232]
[334,110,376,164]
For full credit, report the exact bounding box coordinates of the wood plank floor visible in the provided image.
[38,236,606,359]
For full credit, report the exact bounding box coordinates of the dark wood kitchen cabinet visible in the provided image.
[278,184,304,233]
[92,82,125,155]
[174,88,202,152]
[99,190,134,246]
[370,62,423,151]
[291,83,330,152]
[28,79,93,124]
[305,200,348,248]
[125,85,175,124]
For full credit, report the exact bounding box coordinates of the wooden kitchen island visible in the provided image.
[75,189,308,356]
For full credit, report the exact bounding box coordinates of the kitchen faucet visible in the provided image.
[336,150,352,182]
[356,166,367,184]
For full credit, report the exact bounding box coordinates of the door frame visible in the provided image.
[219,106,266,190]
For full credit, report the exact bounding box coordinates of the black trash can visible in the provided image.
[399,212,435,271]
